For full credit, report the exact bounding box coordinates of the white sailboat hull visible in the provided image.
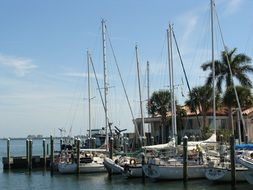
[237,156,253,170]
[103,157,143,177]
[79,162,106,173]
[103,157,124,174]
[237,155,253,185]
[58,161,106,174]
[143,164,205,180]
[205,167,248,182]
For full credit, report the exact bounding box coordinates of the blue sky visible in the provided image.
[0,0,253,138]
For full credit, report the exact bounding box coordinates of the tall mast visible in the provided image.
[167,28,172,143]
[102,19,108,150]
[87,51,91,142]
[211,0,216,135]
[170,24,177,141]
[147,61,151,133]
[135,45,144,138]
[167,24,177,143]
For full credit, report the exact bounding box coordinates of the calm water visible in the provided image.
[0,139,252,190]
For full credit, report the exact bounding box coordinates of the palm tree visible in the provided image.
[223,85,253,135]
[202,48,253,134]
[185,85,220,137]
[147,90,171,143]
[201,48,253,93]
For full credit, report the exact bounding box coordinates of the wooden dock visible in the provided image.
[2,155,51,170]
[2,137,59,171]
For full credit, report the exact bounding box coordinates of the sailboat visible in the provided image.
[205,143,249,182]
[58,50,108,174]
[142,22,212,180]
[119,45,146,178]
[104,46,148,178]
[203,0,250,183]
[58,148,107,174]
[205,144,249,182]
[58,19,114,174]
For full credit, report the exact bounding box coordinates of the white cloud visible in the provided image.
[174,4,207,55]
[223,0,243,15]
[180,14,198,45]
[63,72,104,80]
[0,54,37,76]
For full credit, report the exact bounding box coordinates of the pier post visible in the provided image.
[219,135,224,163]
[29,139,33,171]
[146,134,150,146]
[230,135,236,188]
[60,138,63,151]
[183,136,188,183]
[50,136,54,176]
[89,138,92,148]
[26,139,29,169]
[141,153,145,182]
[47,143,49,155]
[7,138,10,169]
[76,139,80,174]
[92,137,96,149]
[43,139,46,169]
[109,137,113,159]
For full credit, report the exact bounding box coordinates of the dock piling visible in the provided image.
[7,138,10,169]
[47,143,49,155]
[28,139,33,171]
[109,137,113,159]
[183,136,188,183]
[60,139,63,151]
[50,136,54,176]
[76,139,80,174]
[230,135,236,188]
[141,153,145,183]
[43,139,46,169]
[26,139,29,168]
[92,137,96,149]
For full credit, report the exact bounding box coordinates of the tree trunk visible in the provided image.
[228,106,234,135]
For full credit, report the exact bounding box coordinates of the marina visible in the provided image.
[0,139,252,190]
[1,0,253,189]
[0,137,251,190]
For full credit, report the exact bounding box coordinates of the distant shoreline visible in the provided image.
[0,137,62,140]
